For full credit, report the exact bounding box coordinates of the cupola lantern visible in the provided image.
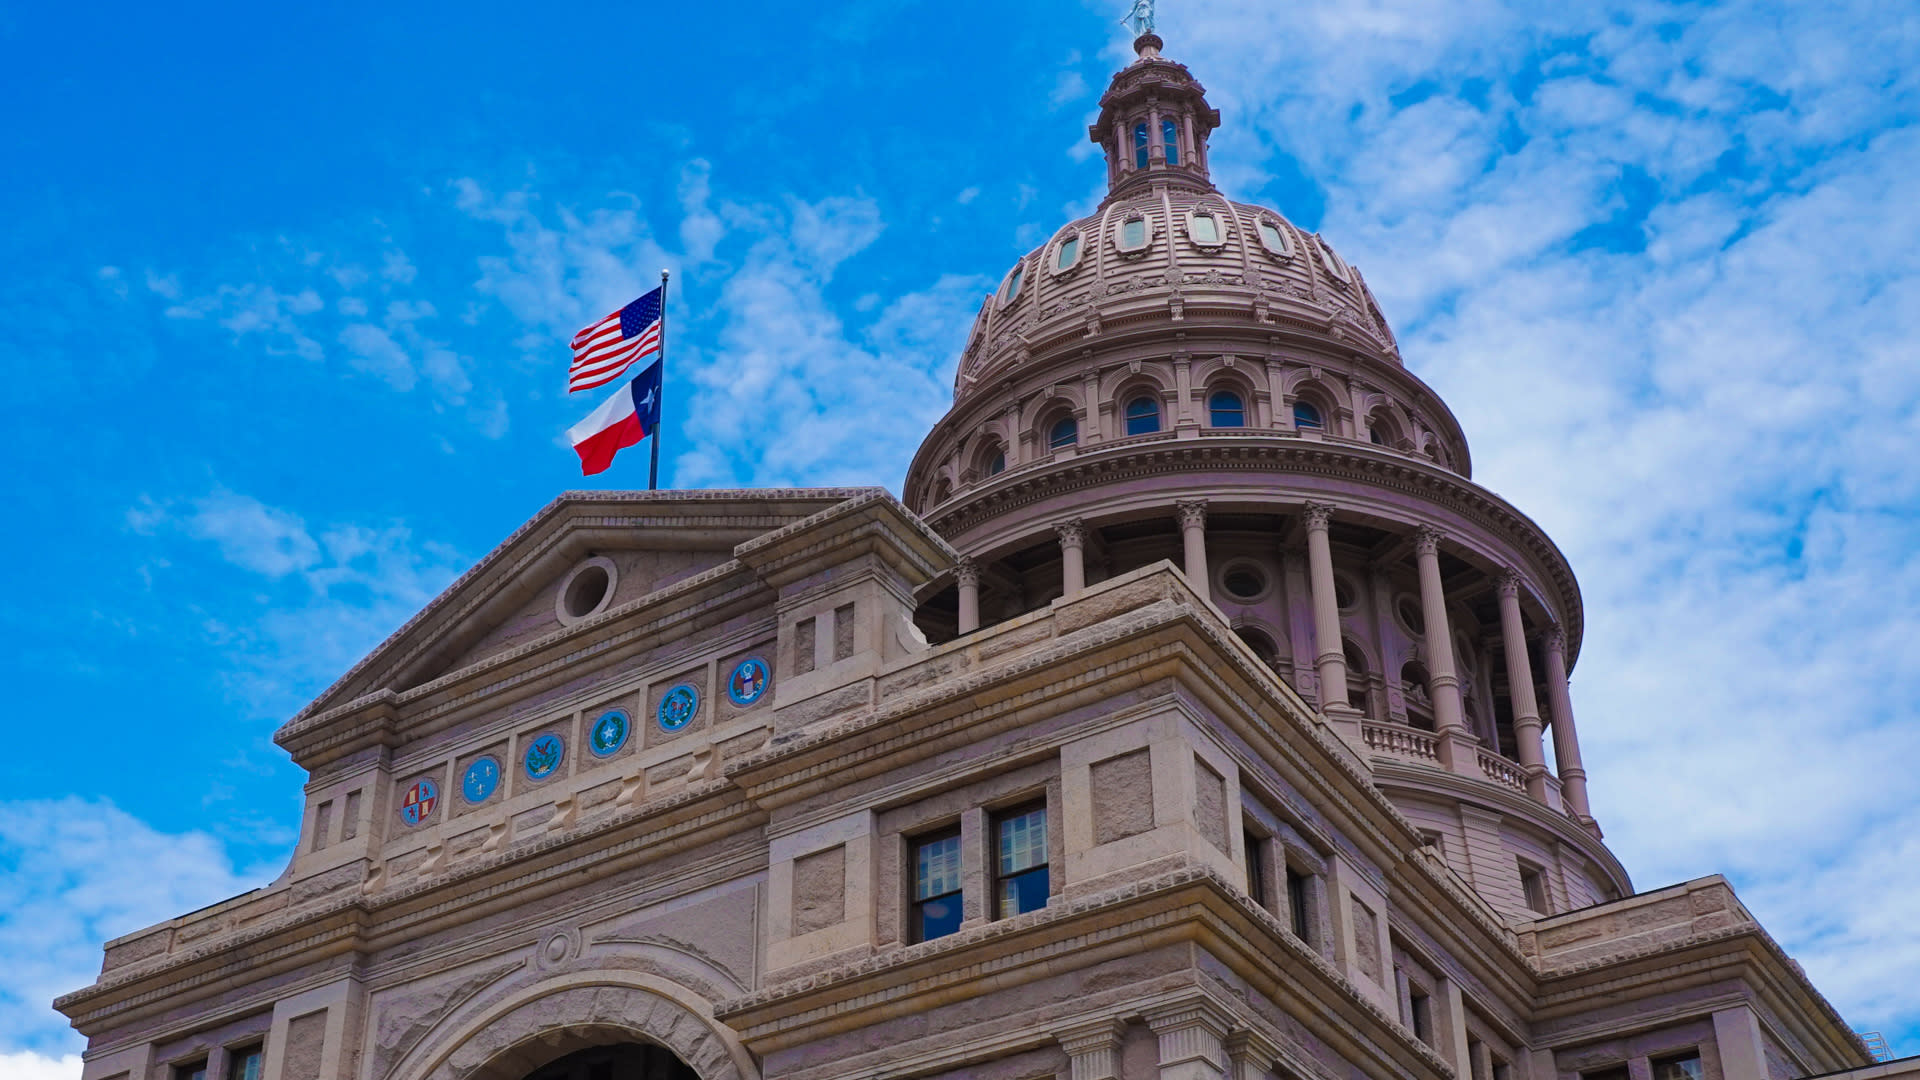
[1089,33,1223,199]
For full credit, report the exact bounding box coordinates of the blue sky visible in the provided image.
[3,0,1917,1074]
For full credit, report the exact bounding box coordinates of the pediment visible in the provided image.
[283,489,884,732]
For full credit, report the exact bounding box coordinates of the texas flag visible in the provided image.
[568,359,662,476]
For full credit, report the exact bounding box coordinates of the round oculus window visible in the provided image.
[557,557,618,625]
[1333,577,1357,610]
[1222,565,1267,601]
[1397,595,1426,635]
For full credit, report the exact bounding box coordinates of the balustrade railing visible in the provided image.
[1362,722,1439,763]
[1478,750,1527,791]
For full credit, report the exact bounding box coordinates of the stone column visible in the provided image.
[1146,999,1230,1080]
[1414,526,1472,772]
[955,557,981,635]
[1057,519,1088,598]
[1222,1030,1282,1080]
[1054,1018,1126,1080]
[1177,500,1209,598]
[1494,569,1550,802]
[1174,352,1197,429]
[1543,624,1593,821]
[1302,503,1351,713]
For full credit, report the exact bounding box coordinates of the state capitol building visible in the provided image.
[56,30,1912,1080]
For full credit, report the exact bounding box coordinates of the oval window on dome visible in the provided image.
[1162,119,1181,165]
[999,262,1026,304]
[1118,216,1149,252]
[1317,236,1352,282]
[1256,218,1291,257]
[1189,212,1220,245]
[1055,233,1081,272]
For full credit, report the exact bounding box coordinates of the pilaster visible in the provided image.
[1055,1017,1127,1080]
[1145,997,1232,1080]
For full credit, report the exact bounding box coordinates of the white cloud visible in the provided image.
[0,799,275,1057]
[0,1051,81,1080]
[1165,0,1920,1041]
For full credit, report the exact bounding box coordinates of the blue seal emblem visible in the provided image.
[727,657,770,706]
[589,709,630,757]
[524,732,564,780]
[657,685,699,732]
[462,756,500,804]
[399,778,438,826]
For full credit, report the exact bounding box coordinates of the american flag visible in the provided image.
[569,287,663,393]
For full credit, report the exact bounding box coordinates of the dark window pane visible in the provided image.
[916,834,961,900]
[1057,235,1079,269]
[914,895,962,942]
[1134,123,1149,168]
[1162,119,1180,164]
[1287,869,1312,941]
[987,451,1005,476]
[1049,417,1078,450]
[1124,396,1160,435]
[1293,401,1324,429]
[1244,829,1268,908]
[996,866,1049,918]
[1122,217,1147,248]
[1209,391,1244,427]
[1652,1054,1704,1080]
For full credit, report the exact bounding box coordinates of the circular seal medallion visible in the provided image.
[589,709,630,757]
[727,657,771,706]
[462,756,500,804]
[523,732,564,780]
[399,778,438,826]
[657,684,699,732]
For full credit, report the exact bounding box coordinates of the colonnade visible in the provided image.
[948,502,1593,822]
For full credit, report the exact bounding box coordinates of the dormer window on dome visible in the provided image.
[1053,232,1081,273]
[999,262,1026,305]
[1187,209,1222,247]
[1117,214,1151,254]
[1256,217,1292,257]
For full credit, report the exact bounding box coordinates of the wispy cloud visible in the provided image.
[0,799,275,1058]
[1171,0,1920,1042]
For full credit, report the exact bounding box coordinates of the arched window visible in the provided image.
[1055,233,1080,271]
[1293,400,1325,429]
[1048,415,1078,451]
[1370,427,1385,445]
[986,448,1006,476]
[1134,123,1150,169]
[1344,641,1370,710]
[1124,395,1161,435]
[1236,627,1280,671]
[1162,119,1180,165]
[1208,390,1245,427]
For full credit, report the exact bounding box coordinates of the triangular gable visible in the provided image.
[280,488,886,735]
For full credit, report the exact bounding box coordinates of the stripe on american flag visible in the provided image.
[568,289,664,393]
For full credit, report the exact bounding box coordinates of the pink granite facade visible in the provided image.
[56,33,1910,1080]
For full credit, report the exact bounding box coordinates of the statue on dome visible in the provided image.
[1120,0,1155,36]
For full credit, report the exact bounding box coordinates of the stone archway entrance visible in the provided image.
[523,1044,699,1080]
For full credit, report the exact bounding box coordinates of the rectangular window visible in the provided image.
[911,829,963,943]
[227,1046,264,1080]
[174,1063,208,1080]
[1408,988,1433,1044]
[1519,862,1549,914]
[1286,867,1313,942]
[993,803,1049,919]
[1580,1068,1630,1080]
[1491,1061,1512,1080]
[1243,828,1268,909]
[1652,1053,1704,1080]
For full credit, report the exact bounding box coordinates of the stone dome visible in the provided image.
[905,33,1612,891]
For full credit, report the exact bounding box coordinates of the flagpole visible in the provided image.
[650,269,668,491]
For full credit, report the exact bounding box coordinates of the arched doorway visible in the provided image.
[523,1043,700,1080]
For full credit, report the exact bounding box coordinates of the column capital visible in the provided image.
[1056,518,1088,548]
[1144,995,1232,1072]
[1545,621,1568,655]
[954,556,980,588]
[1175,499,1208,530]
[1494,567,1524,598]
[1301,501,1335,530]
[1222,1030,1283,1080]
[1054,1017,1127,1080]
[1413,523,1445,557]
